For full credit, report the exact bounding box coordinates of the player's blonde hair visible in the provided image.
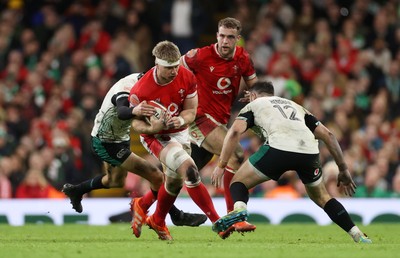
[218,17,242,34]
[152,40,181,63]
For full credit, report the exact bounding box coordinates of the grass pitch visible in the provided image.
[0,223,398,258]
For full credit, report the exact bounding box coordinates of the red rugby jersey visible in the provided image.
[183,44,256,124]
[129,66,197,134]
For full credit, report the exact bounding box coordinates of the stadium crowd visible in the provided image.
[0,0,399,200]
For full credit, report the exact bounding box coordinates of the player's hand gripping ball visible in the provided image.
[145,100,169,124]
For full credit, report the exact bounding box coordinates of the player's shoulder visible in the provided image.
[113,73,142,93]
[235,45,251,59]
[178,65,197,82]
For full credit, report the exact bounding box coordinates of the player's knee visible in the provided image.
[235,148,245,164]
[165,178,183,194]
[184,165,201,187]
[106,170,126,188]
[107,177,125,188]
[150,170,164,189]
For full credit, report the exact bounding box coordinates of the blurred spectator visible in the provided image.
[0,158,12,198]
[264,173,300,199]
[354,164,390,197]
[161,0,206,54]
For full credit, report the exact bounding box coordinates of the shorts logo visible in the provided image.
[116,149,127,159]
[314,168,319,176]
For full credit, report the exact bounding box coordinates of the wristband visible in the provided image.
[218,160,228,169]
[177,116,185,127]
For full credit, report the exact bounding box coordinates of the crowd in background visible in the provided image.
[0,0,399,200]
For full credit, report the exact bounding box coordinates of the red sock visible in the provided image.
[224,167,235,213]
[186,182,220,223]
[153,184,177,225]
[138,190,157,211]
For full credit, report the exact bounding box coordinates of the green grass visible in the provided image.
[0,224,398,258]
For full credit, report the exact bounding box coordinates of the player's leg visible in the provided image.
[146,172,182,240]
[305,180,372,243]
[213,160,265,237]
[146,143,186,240]
[201,124,244,212]
[190,143,214,171]
[62,139,132,213]
[169,142,220,224]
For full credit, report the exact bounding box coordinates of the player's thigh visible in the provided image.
[201,125,228,155]
[122,152,163,182]
[232,160,268,189]
[92,137,131,167]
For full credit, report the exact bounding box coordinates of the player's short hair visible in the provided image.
[249,81,274,95]
[218,17,242,34]
[152,40,181,65]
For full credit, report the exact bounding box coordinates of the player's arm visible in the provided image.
[112,92,155,120]
[131,114,166,135]
[239,76,258,102]
[306,113,356,196]
[166,94,198,129]
[211,118,248,188]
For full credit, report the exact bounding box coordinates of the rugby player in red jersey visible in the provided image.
[129,41,233,240]
[181,17,258,212]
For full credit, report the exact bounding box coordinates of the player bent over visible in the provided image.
[62,73,207,236]
[211,81,372,243]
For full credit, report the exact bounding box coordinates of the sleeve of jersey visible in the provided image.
[304,114,321,132]
[186,73,198,98]
[242,50,257,80]
[182,49,198,71]
[112,92,134,120]
[236,110,255,130]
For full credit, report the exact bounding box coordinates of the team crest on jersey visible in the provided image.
[210,66,215,72]
[178,89,185,98]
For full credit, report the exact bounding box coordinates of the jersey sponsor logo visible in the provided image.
[167,103,179,116]
[212,77,233,95]
[216,77,231,90]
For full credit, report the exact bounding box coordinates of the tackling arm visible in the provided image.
[211,119,248,188]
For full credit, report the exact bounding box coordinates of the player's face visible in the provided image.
[156,64,179,84]
[216,27,240,59]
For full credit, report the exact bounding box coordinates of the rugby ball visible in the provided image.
[145,100,167,123]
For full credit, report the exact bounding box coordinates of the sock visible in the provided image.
[230,182,249,204]
[186,183,220,222]
[323,198,355,232]
[348,226,364,242]
[233,201,247,210]
[138,189,157,211]
[223,167,235,212]
[152,184,177,225]
[77,175,106,194]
